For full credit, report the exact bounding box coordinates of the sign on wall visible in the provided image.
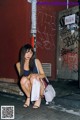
[65,14,75,25]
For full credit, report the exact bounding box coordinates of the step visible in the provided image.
[0,81,24,96]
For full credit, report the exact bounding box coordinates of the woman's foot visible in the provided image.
[23,97,30,108]
[33,98,41,108]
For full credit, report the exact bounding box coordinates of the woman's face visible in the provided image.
[24,49,33,60]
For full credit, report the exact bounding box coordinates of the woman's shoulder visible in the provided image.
[35,59,42,66]
[16,62,20,67]
[35,58,41,63]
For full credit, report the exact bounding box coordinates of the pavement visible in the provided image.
[0,79,80,120]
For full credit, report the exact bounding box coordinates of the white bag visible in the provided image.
[44,84,56,104]
[31,79,40,101]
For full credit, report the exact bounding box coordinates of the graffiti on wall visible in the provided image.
[59,11,79,73]
[37,11,56,51]
[56,5,79,79]
[61,52,78,72]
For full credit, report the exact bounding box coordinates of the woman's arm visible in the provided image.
[16,62,20,75]
[36,59,46,79]
[27,59,46,81]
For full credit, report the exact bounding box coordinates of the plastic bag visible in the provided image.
[31,79,40,101]
[44,84,56,104]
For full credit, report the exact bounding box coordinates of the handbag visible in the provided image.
[35,59,56,104]
[44,84,56,104]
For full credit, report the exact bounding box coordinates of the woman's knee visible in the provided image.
[20,76,28,85]
[30,76,36,84]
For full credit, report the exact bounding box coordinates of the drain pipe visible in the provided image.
[67,0,69,9]
[27,0,37,53]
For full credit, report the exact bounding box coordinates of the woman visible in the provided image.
[16,44,48,108]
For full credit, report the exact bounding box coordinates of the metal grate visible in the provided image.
[42,63,51,77]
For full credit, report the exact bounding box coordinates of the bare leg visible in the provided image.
[30,76,45,108]
[40,81,45,97]
[20,76,31,107]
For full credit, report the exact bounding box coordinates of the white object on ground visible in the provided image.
[44,84,56,104]
[31,78,40,101]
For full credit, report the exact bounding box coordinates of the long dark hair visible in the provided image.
[19,44,35,77]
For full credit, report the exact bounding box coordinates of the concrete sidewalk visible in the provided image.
[0,91,80,120]
[51,80,80,109]
[0,80,80,120]
[49,80,80,116]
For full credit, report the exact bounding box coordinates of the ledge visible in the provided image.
[0,81,24,96]
[0,78,18,83]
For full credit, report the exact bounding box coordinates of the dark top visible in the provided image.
[23,62,38,76]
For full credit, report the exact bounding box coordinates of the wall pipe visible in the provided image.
[67,0,69,9]
[27,0,37,52]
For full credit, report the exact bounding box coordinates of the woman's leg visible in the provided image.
[40,80,45,97]
[30,76,45,108]
[20,76,31,107]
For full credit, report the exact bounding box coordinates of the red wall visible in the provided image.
[0,0,31,81]
[0,0,78,82]
[36,0,66,80]
[36,0,78,80]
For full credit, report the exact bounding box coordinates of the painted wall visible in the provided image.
[57,6,79,80]
[0,0,31,82]
[36,0,68,80]
[0,0,78,82]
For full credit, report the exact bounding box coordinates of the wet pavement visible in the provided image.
[0,80,80,120]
